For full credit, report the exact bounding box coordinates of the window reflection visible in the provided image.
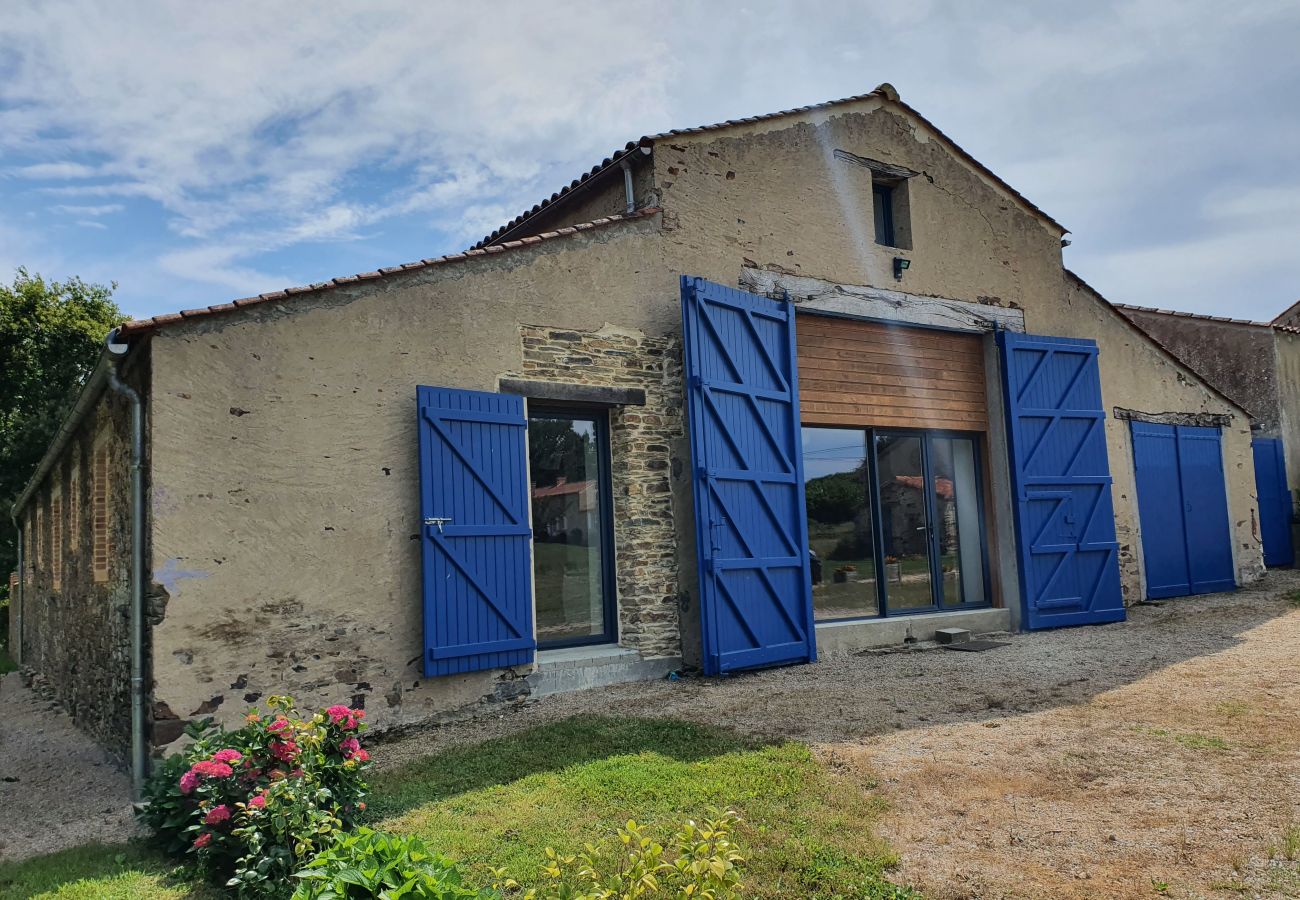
[802,428,877,620]
[874,434,934,611]
[930,437,986,607]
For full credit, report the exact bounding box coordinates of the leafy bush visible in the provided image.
[139,695,372,897]
[292,828,497,899]
[498,809,745,899]
[805,470,864,525]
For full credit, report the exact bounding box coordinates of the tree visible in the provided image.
[0,268,125,618]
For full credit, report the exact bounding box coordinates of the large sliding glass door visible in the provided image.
[803,426,989,620]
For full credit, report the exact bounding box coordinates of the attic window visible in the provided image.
[873,182,897,247]
[835,150,914,250]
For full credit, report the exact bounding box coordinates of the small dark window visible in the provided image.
[873,182,896,247]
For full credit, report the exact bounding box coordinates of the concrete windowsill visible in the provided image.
[535,644,637,670]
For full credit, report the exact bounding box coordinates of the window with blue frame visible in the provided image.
[802,426,989,620]
[527,408,618,647]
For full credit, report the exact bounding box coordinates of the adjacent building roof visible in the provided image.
[1113,302,1270,328]
[1116,301,1300,335]
[1067,270,1251,418]
[474,82,1067,249]
[1271,297,1300,328]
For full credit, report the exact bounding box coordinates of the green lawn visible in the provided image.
[0,717,916,899]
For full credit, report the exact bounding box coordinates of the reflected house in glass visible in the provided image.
[531,477,598,545]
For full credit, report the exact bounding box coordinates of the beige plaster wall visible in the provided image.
[146,217,677,740]
[652,98,1065,313]
[1061,277,1262,597]
[646,99,1260,602]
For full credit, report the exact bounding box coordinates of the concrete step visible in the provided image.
[527,645,681,698]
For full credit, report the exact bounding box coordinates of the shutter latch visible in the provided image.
[423,516,453,533]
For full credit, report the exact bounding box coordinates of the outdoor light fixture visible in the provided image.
[892,256,911,280]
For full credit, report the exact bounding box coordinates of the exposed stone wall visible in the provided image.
[507,324,684,658]
[15,355,146,758]
[1273,330,1300,497]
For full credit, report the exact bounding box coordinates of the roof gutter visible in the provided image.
[10,353,113,519]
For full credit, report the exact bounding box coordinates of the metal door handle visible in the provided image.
[423,516,453,533]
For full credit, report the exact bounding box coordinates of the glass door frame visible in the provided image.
[527,405,620,649]
[804,424,993,621]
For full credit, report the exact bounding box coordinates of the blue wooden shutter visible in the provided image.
[1253,437,1294,567]
[1177,426,1235,594]
[1132,422,1236,596]
[417,386,534,676]
[1131,422,1192,598]
[681,276,816,674]
[997,332,1125,628]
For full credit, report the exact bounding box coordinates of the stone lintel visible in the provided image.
[498,378,646,407]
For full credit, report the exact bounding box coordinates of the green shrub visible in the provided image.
[291,828,497,899]
[499,809,745,899]
[138,695,372,897]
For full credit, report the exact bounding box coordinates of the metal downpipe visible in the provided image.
[620,159,635,214]
[105,329,146,801]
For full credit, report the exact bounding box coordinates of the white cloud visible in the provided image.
[0,0,1296,317]
[52,203,123,216]
[10,161,100,179]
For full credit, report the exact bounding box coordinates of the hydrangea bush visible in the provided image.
[139,695,371,897]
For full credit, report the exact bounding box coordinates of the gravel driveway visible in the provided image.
[0,672,138,863]
[5,570,1300,898]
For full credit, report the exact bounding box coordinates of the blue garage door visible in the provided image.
[1253,437,1294,567]
[681,276,816,675]
[998,331,1125,629]
[1132,422,1236,598]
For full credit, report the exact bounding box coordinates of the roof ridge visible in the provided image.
[119,207,661,337]
[475,83,1067,249]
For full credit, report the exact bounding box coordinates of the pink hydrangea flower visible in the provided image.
[190,760,235,779]
[179,771,200,795]
[352,749,369,763]
[270,740,299,762]
[267,718,291,733]
[339,736,360,756]
[326,705,363,729]
[212,749,242,764]
[203,804,232,825]
[194,832,212,849]
[249,794,267,810]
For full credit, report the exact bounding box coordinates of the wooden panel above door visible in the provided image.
[796,312,988,431]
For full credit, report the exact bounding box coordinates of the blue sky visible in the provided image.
[2,1,1297,322]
